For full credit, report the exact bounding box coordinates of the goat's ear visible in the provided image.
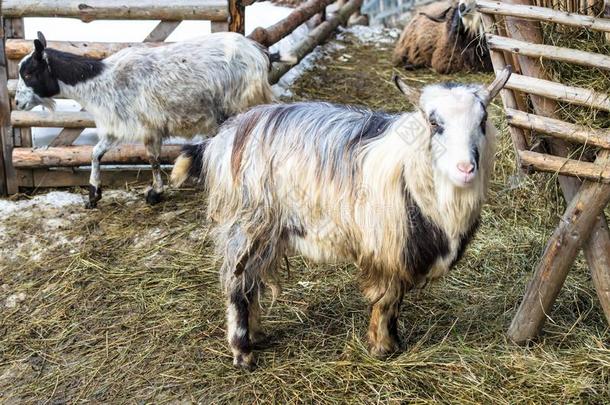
[393,74,421,106]
[482,65,512,105]
[37,31,47,48]
[420,7,452,23]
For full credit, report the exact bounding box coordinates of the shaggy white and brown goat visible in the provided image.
[172,67,512,369]
[15,32,276,208]
[392,0,492,74]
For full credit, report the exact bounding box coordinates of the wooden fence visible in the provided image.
[0,0,362,195]
[477,0,610,342]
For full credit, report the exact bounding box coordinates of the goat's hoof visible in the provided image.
[145,188,163,205]
[85,185,102,209]
[368,341,400,359]
[233,352,256,371]
[250,332,270,349]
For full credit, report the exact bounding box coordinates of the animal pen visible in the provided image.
[0,0,362,196]
[477,0,610,341]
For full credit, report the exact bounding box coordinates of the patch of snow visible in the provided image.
[337,25,400,45]
[0,191,84,220]
[5,292,26,308]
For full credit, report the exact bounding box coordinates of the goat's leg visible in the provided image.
[225,275,262,370]
[86,137,113,209]
[364,276,407,358]
[144,136,164,205]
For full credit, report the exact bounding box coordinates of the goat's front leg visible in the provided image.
[144,136,164,205]
[363,275,407,358]
[86,137,113,209]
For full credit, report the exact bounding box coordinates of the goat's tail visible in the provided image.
[170,141,209,188]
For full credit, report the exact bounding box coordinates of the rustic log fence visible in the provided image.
[0,0,362,195]
[477,0,610,342]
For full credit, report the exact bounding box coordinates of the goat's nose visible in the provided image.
[457,161,475,174]
[459,3,467,13]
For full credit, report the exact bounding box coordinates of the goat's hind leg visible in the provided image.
[86,137,113,209]
[225,274,263,370]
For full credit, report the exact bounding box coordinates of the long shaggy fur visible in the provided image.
[392,1,492,74]
[175,74,508,367]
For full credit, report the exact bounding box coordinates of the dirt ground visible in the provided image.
[1,27,609,404]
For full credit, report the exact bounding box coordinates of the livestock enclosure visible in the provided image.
[477,0,610,340]
[0,0,362,196]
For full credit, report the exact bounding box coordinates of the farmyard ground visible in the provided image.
[1,27,609,403]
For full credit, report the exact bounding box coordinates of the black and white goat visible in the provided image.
[172,67,512,369]
[15,32,275,208]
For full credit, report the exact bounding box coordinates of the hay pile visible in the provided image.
[1,28,609,403]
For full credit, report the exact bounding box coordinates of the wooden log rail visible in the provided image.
[506,108,610,150]
[2,0,229,22]
[519,150,610,182]
[249,0,334,47]
[486,34,610,70]
[477,0,610,32]
[505,73,610,112]
[13,145,182,168]
[269,0,363,83]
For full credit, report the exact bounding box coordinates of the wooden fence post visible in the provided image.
[229,0,245,34]
[0,19,18,195]
[498,0,610,341]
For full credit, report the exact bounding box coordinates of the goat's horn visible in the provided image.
[393,74,421,106]
[485,65,512,104]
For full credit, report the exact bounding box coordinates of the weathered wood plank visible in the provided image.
[12,110,95,128]
[228,0,245,34]
[6,39,165,60]
[477,0,610,32]
[13,144,183,168]
[518,150,610,182]
[506,73,610,112]
[269,0,362,83]
[506,108,610,150]
[248,0,332,47]
[2,0,229,22]
[486,33,610,70]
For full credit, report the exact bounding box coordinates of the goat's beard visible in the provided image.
[36,95,56,111]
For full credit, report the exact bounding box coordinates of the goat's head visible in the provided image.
[393,66,511,187]
[15,32,58,111]
[457,0,482,34]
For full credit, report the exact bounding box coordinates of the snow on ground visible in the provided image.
[0,190,140,265]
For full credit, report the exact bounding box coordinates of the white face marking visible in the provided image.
[15,55,37,111]
[420,85,487,188]
[14,53,56,111]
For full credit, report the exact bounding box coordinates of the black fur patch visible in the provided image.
[229,289,252,353]
[181,141,209,182]
[402,189,450,277]
[347,111,395,149]
[450,219,480,268]
[20,47,105,99]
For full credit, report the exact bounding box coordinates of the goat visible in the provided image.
[392,0,492,74]
[171,67,512,369]
[15,31,276,208]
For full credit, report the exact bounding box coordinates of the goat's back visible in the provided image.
[95,33,273,139]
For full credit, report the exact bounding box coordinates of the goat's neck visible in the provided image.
[58,73,110,112]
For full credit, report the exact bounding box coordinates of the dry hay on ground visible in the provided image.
[1,28,609,404]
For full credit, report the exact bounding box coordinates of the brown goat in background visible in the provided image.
[392,0,492,74]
